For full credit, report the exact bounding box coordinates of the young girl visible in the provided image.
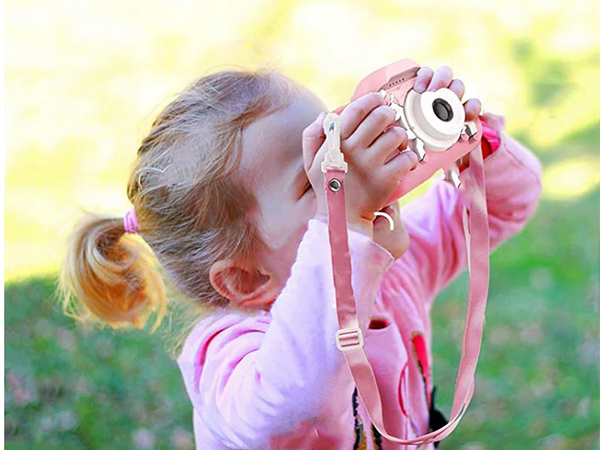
[58,65,542,450]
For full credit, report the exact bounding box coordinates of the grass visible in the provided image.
[5,278,196,450]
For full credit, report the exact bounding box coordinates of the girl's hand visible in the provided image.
[302,93,418,237]
[412,65,482,122]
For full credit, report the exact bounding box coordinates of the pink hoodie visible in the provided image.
[177,113,543,450]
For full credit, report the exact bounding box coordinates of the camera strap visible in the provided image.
[323,124,490,446]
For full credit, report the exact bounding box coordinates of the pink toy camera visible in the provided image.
[330,59,483,207]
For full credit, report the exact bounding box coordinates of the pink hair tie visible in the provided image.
[123,207,139,234]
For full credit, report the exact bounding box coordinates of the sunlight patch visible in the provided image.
[542,156,600,200]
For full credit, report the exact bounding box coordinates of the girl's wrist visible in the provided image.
[313,213,374,238]
[347,219,374,238]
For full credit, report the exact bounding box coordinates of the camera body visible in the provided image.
[331,59,483,206]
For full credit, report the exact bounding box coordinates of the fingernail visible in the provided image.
[414,82,425,93]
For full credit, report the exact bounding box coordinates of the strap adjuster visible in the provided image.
[336,327,364,352]
[321,113,348,173]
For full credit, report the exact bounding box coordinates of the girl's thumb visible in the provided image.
[303,112,326,142]
[302,112,327,171]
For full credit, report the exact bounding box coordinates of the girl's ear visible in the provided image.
[209,259,278,310]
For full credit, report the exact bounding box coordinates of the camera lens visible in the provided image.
[432,98,453,122]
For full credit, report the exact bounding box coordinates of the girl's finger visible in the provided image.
[347,105,397,150]
[463,98,482,122]
[426,65,453,92]
[380,148,419,183]
[448,78,465,100]
[368,125,409,165]
[413,66,433,93]
[338,92,385,141]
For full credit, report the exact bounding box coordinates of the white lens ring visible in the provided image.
[404,88,465,152]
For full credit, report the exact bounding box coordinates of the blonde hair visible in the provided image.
[56,67,302,340]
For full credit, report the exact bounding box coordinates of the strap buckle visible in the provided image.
[336,327,364,352]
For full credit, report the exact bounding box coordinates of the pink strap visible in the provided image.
[325,144,490,445]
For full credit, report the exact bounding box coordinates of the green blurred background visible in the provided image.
[4,0,599,449]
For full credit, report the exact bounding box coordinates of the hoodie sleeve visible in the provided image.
[177,218,395,449]
[397,111,543,308]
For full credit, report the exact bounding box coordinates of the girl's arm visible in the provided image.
[177,218,394,449]
[395,112,543,308]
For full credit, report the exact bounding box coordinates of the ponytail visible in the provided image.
[56,210,167,333]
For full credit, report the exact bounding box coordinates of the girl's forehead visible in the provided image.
[239,91,326,190]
